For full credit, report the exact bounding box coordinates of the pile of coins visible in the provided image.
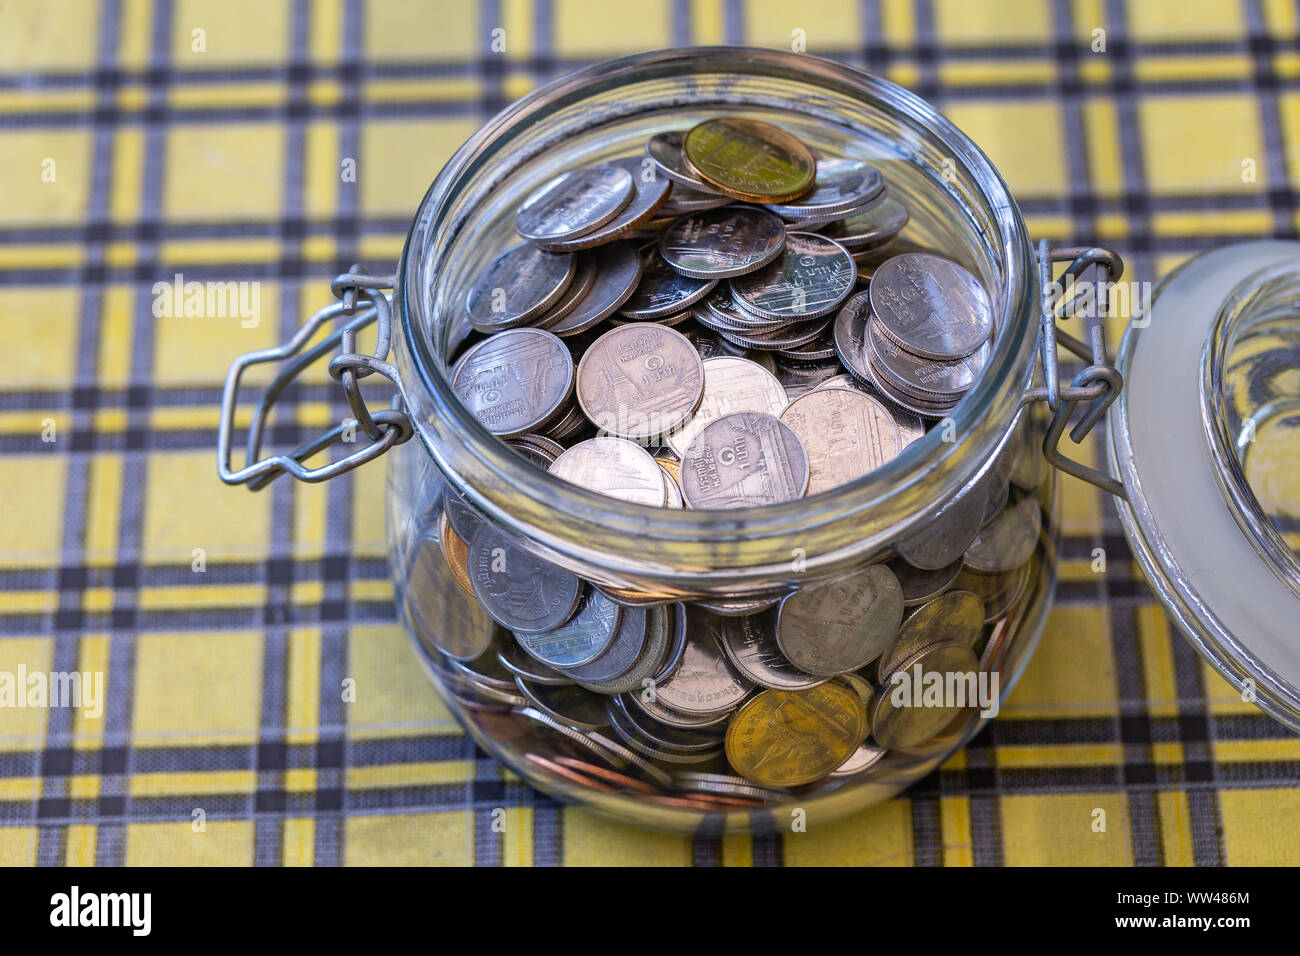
[420,116,1045,804]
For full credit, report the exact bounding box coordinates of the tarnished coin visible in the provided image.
[468,525,583,634]
[450,328,574,438]
[549,436,667,506]
[871,642,979,750]
[627,689,731,731]
[515,163,634,243]
[867,313,990,400]
[718,608,825,690]
[515,588,622,668]
[665,355,789,455]
[496,638,574,686]
[878,590,985,677]
[895,481,989,570]
[645,130,721,191]
[652,607,754,715]
[775,564,904,676]
[832,289,877,383]
[763,158,884,221]
[618,248,718,319]
[659,205,786,279]
[825,195,910,248]
[869,253,993,360]
[540,156,671,252]
[679,411,810,509]
[888,556,963,606]
[546,239,642,335]
[438,512,474,596]
[812,374,926,446]
[717,318,831,352]
[515,678,611,731]
[730,232,856,322]
[573,604,671,695]
[534,248,598,329]
[779,387,901,494]
[682,117,816,203]
[964,496,1042,573]
[465,242,576,332]
[406,531,497,663]
[698,286,790,331]
[575,324,705,442]
[861,353,959,419]
[725,683,867,787]
[556,605,648,683]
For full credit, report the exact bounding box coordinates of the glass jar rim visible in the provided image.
[395,46,1039,580]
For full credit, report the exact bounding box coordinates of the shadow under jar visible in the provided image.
[223,48,1128,833]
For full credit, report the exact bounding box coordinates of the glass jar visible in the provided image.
[219,47,1129,832]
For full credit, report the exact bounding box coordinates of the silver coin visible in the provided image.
[510,432,566,463]
[665,356,789,456]
[730,231,856,322]
[693,596,781,617]
[776,328,838,362]
[575,324,705,442]
[465,242,576,333]
[609,697,725,753]
[619,249,718,319]
[506,438,558,470]
[775,564,904,676]
[698,286,791,331]
[533,248,598,329]
[468,525,583,634]
[515,163,634,243]
[677,321,729,358]
[659,205,786,279]
[574,605,671,695]
[652,608,754,716]
[625,688,732,730]
[645,130,720,191]
[538,156,671,252]
[830,741,887,777]
[605,703,722,764]
[825,195,909,248]
[867,313,990,400]
[862,353,959,419]
[717,318,830,352]
[679,411,810,509]
[763,158,885,221]
[450,328,574,438]
[895,480,989,570]
[964,496,1042,573]
[658,182,733,216]
[496,639,574,686]
[556,605,648,683]
[877,590,984,678]
[779,387,901,494]
[514,706,674,787]
[515,677,611,731]
[869,253,993,360]
[548,240,644,337]
[654,602,689,683]
[774,356,841,399]
[659,461,684,509]
[718,608,825,690]
[549,436,667,506]
[888,557,963,606]
[673,770,789,799]
[982,474,1011,523]
[832,289,876,382]
[515,588,622,667]
[812,374,927,446]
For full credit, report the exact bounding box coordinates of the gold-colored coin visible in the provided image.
[682,117,816,203]
[655,456,680,484]
[438,511,474,596]
[725,682,867,787]
[871,641,979,751]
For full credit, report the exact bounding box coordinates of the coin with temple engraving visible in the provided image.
[465,242,576,333]
[867,313,990,400]
[664,355,789,456]
[659,205,786,279]
[779,387,901,494]
[877,589,985,678]
[763,158,884,221]
[824,195,910,249]
[618,248,718,319]
[575,324,704,442]
[514,588,622,668]
[450,328,574,438]
[539,156,671,252]
[869,253,992,360]
[549,437,667,506]
[653,607,754,716]
[682,117,816,202]
[776,564,904,676]
[468,525,583,635]
[964,496,1042,573]
[515,162,634,243]
[730,232,856,321]
[725,683,867,787]
[679,411,809,509]
[718,608,825,690]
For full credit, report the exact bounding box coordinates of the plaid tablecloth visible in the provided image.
[1,0,1297,867]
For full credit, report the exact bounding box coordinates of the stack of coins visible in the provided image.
[422,115,1045,802]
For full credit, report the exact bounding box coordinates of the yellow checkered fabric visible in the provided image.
[1,0,1298,866]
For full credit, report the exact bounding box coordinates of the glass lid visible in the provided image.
[1109,239,1300,731]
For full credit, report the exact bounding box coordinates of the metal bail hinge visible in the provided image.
[217,265,412,491]
[1022,239,1128,500]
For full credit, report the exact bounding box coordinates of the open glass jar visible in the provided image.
[219,48,1132,832]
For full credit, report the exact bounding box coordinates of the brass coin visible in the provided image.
[682,117,816,203]
[725,682,867,787]
[871,641,979,750]
[437,512,474,596]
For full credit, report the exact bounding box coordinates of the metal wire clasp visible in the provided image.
[217,265,412,490]
[1023,239,1128,499]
